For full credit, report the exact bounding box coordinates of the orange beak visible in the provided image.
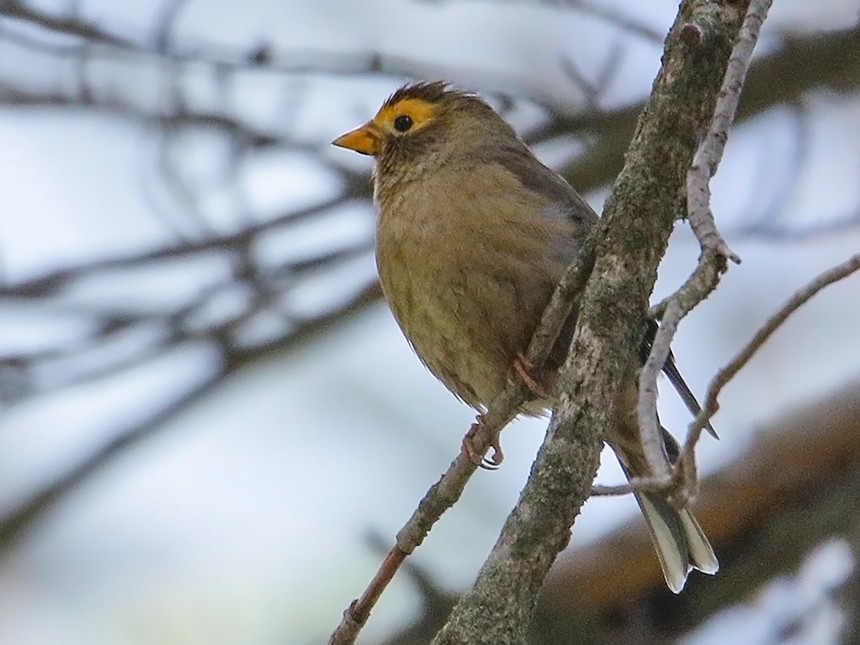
[332,121,380,156]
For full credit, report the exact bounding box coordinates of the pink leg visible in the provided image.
[461,415,504,470]
[511,354,551,399]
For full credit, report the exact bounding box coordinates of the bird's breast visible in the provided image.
[374,170,571,408]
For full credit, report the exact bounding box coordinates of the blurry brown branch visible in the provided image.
[426,0,665,42]
[0,0,137,48]
[0,195,362,297]
[2,3,859,199]
[0,280,381,552]
[0,3,855,404]
[0,191,374,398]
[550,23,860,195]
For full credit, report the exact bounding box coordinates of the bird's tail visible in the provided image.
[632,488,718,593]
[609,418,718,592]
[609,360,719,592]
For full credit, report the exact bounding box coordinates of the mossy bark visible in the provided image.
[431,2,750,643]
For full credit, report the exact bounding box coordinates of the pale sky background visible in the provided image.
[0,1,859,644]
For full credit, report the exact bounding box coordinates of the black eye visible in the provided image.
[393,115,413,132]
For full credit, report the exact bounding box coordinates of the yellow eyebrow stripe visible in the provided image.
[374,98,436,131]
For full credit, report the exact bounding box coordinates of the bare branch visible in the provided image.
[425,0,664,43]
[687,0,768,263]
[637,0,771,484]
[685,251,860,461]
[541,379,860,643]
[591,474,672,497]
[568,0,665,43]
[0,195,353,297]
[0,280,383,550]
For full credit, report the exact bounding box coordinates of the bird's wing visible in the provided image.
[488,142,599,232]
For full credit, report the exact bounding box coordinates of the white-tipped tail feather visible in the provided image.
[680,507,719,575]
[635,491,718,593]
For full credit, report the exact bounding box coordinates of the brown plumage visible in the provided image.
[333,81,718,592]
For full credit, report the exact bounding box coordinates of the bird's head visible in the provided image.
[332,81,516,174]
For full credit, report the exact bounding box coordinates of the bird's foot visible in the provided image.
[511,354,550,399]
[461,416,504,470]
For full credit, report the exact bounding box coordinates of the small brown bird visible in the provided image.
[333,81,718,592]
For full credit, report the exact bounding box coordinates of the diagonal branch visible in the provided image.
[685,251,860,460]
[430,1,753,643]
[327,234,598,645]
[0,282,383,551]
[0,0,137,48]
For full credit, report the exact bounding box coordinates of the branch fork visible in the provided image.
[636,0,772,501]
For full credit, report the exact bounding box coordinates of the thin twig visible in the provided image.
[327,234,597,645]
[591,474,672,497]
[683,251,860,479]
[637,0,771,480]
[686,0,769,263]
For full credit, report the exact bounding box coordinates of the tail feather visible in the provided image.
[614,331,719,591]
[679,506,719,574]
[635,491,718,593]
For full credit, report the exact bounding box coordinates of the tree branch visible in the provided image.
[538,379,860,644]
[686,251,860,455]
[430,1,753,643]
[0,282,383,551]
[327,235,598,644]
[638,0,769,494]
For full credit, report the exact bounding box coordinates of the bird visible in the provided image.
[332,81,718,593]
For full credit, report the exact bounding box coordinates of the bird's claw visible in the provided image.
[511,354,550,399]
[461,418,505,470]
